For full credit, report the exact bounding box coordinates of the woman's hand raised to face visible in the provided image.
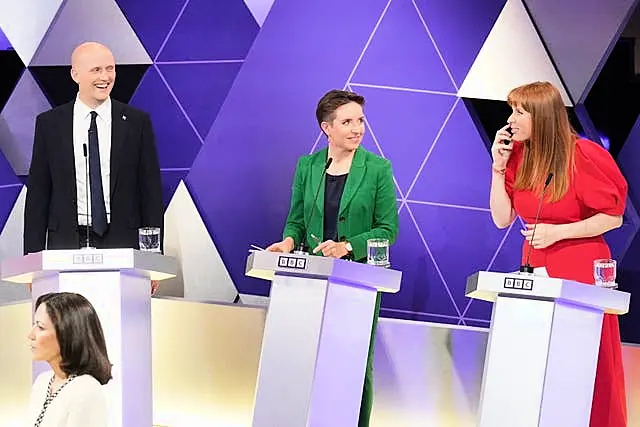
[491,124,514,173]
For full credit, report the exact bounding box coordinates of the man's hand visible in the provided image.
[151,280,160,296]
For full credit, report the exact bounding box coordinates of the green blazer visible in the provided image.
[282,146,399,261]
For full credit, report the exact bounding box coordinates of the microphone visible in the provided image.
[82,143,91,249]
[293,157,333,255]
[519,172,553,274]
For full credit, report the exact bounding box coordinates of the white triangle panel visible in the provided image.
[458,0,572,106]
[162,181,237,301]
[0,70,52,176]
[0,187,30,304]
[30,0,151,66]
[243,0,276,27]
[0,1,64,65]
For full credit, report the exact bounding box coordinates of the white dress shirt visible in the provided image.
[73,96,112,226]
[26,372,108,427]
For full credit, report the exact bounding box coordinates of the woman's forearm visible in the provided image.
[558,213,623,240]
[490,170,516,228]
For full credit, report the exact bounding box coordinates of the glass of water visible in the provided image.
[594,258,617,289]
[367,238,390,268]
[139,227,161,253]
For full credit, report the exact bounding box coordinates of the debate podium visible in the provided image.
[1,249,177,427]
[246,250,402,427]
[466,270,630,427]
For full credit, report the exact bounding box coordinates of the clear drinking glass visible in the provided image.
[138,227,161,253]
[594,258,617,289]
[367,238,390,268]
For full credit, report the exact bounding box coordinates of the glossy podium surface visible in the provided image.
[466,270,630,427]
[246,250,401,427]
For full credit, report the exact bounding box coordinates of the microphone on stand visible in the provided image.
[82,143,91,249]
[293,157,333,255]
[519,172,553,274]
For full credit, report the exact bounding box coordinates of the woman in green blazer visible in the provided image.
[267,89,399,427]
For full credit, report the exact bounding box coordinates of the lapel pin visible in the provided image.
[122,114,127,121]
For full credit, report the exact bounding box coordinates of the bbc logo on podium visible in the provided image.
[73,253,104,265]
[277,256,307,270]
[504,277,534,291]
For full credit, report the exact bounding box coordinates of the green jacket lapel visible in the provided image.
[339,147,366,216]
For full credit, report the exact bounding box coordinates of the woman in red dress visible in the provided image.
[489,81,628,427]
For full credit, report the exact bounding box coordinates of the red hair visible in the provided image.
[507,81,576,202]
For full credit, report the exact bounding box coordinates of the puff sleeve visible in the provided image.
[575,138,627,216]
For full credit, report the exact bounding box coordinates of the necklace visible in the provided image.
[33,374,77,427]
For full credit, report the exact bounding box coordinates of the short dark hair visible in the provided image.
[315,89,365,127]
[36,292,112,385]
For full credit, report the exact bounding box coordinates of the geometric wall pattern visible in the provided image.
[1,0,639,336]
[525,0,639,104]
[459,0,573,106]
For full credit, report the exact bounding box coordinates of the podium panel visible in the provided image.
[246,251,401,427]
[467,271,630,427]
[2,249,177,427]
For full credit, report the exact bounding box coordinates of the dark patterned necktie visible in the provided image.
[89,111,107,235]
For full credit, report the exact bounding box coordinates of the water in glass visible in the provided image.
[139,227,160,252]
[594,258,616,289]
[367,238,390,267]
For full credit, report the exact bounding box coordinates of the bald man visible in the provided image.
[24,42,163,254]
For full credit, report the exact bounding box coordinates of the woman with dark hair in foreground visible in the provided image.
[27,292,112,427]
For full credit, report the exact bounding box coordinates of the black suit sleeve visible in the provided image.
[138,112,163,233]
[24,114,52,255]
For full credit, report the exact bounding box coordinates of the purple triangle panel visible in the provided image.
[115,0,185,59]
[409,99,493,208]
[464,220,524,321]
[161,169,188,209]
[158,62,243,139]
[157,0,259,61]
[414,0,506,87]
[355,86,457,195]
[619,113,640,209]
[409,202,507,314]
[129,66,203,170]
[351,0,456,92]
[0,26,12,50]
[381,206,462,319]
[0,144,21,186]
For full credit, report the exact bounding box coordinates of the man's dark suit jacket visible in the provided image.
[23,99,163,255]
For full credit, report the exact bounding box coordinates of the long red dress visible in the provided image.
[504,138,628,427]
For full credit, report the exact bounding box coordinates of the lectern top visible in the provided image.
[466,271,630,315]
[1,249,178,283]
[245,250,402,293]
